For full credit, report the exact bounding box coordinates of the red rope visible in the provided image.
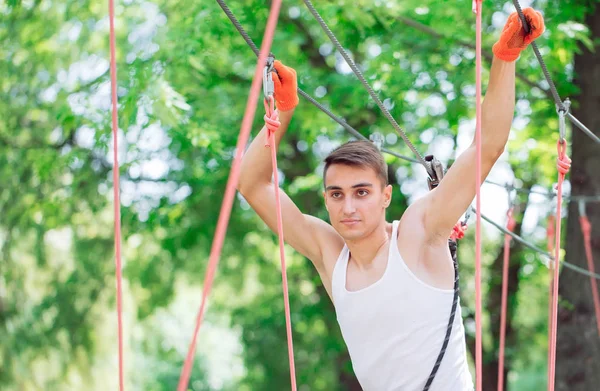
[546,213,555,384]
[580,215,600,337]
[548,140,571,391]
[473,1,483,389]
[108,0,124,389]
[176,2,283,389]
[497,207,516,391]
[264,97,297,390]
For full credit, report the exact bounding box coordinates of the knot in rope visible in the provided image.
[556,140,571,176]
[263,97,280,147]
[580,215,592,238]
[450,222,468,241]
[506,208,517,232]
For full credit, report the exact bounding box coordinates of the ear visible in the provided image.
[323,191,329,210]
[383,184,392,207]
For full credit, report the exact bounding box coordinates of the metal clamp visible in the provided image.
[370,132,384,151]
[425,155,445,190]
[507,181,517,208]
[557,98,571,143]
[263,54,275,99]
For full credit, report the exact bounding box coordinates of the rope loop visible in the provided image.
[263,97,280,146]
[556,140,571,176]
[506,207,517,232]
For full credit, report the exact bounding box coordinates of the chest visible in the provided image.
[345,252,389,292]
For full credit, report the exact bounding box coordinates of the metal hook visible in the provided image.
[557,98,571,143]
[506,182,516,207]
[370,132,384,150]
[263,54,275,99]
[463,208,472,225]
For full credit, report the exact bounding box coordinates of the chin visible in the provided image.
[335,224,365,241]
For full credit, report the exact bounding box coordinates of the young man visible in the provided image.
[237,8,544,391]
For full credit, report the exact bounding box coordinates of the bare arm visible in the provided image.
[422,56,515,242]
[237,108,338,270]
[421,8,545,242]
[237,61,341,273]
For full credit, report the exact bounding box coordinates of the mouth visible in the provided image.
[340,219,360,226]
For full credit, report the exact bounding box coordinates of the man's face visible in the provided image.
[323,164,392,241]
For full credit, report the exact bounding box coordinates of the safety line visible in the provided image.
[485,180,600,203]
[108,0,125,389]
[473,1,483,389]
[548,140,571,391]
[176,1,283,390]
[579,214,600,337]
[264,96,298,390]
[473,207,600,280]
[497,208,516,391]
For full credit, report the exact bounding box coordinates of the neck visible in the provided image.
[346,220,391,268]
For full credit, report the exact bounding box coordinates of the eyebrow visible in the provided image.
[325,183,373,191]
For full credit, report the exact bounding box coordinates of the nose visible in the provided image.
[343,197,356,215]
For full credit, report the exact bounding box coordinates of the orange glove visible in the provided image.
[492,8,545,62]
[272,60,299,111]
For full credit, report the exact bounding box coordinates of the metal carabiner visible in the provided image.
[507,181,516,208]
[263,54,275,100]
[557,98,571,143]
[370,132,384,151]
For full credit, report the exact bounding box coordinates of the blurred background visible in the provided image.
[1,0,599,389]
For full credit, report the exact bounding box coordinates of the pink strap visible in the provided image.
[548,140,571,391]
[108,0,124,389]
[473,1,483,390]
[264,97,298,390]
[580,215,600,337]
[176,2,283,390]
[497,207,516,391]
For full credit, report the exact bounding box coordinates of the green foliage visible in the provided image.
[1,0,597,389]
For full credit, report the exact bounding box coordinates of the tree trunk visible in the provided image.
[556,3,600,390]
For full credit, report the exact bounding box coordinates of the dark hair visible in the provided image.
[323,140,388,187]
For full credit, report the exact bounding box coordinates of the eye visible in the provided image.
[331,192,342,199]
[357,189,369,197]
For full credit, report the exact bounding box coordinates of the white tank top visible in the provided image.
[332,220,474,391]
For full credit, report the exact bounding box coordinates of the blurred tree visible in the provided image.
[0,0,598,390]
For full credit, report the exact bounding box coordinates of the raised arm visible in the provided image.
[237,61,339,271]
[422,8,545,242]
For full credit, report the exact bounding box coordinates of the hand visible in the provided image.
[272,60,299,111]
[492,8,545,62]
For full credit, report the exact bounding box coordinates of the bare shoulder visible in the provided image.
[303,215,344,272]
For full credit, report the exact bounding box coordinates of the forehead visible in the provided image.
[324,164,380,187]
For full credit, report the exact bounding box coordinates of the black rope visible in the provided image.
[473,207,600,280]
[215,0,419,164]
[301,0,430,171]
[423,239,460,390]
[485,179,600,203]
